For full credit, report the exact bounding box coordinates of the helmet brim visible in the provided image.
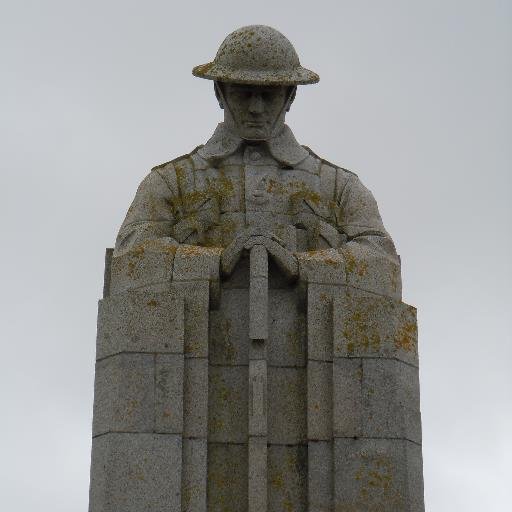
[192,62,319,86]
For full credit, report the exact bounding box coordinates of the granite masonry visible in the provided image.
[89,25,424,512]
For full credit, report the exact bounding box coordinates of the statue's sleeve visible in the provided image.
[114,168,178,256]
[110,165,222,296]
[335,170,402,298]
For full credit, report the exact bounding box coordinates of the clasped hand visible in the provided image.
[220,228,298,282]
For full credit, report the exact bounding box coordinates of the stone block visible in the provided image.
[109,240,176,295]
[333,357,363,438]
[268,289,306,367]
[96,291,184,360]
[155,354,184,434]
[307,360,332,440]
[208,443,248,512]
[92,354,154,436]
[268,444,308,512]
[268,367,307,444]
[248,436,267,512]
[209,289,249,365]
[182,438,207,512]
[208,365,248,443]
[308,440,333,512]
[333,293,418,367]
[183,357,208,438]
[339,244,402,300]
[89,433,182,512]
[334,437,424,511]
[172,280,210,357]
[362,358,422,443]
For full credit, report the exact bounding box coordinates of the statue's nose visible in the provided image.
[248,93,264,114]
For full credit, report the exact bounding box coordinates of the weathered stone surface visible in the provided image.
[183,357,208,438]
[182,438,207,512]
[209,289,249,365]
[297,249,345,286]
[268,367,306,444]
[333,357,421,443]
[308,441,333,512]
[172,244,222,282]
[333,357,363,438]
[268,289,306,367]
[249,275,268,340]
[339,244,402,300]
[172,281,210,358]
[208,443,248,512]
[334,437,424,512]
[208,365,248,443]
[90,24,424,512]
[155,353,184,433]
[307,360,332,440]
[307,283,338,362]
[109,240,176,295]
[248,437,267,512]
[96,291,184,360]
[92,354,154,436]
[268,444,308,512]
[89,433,182,512]
[333,294,418,367]
[249,359,267,436]
[362,358,422,443]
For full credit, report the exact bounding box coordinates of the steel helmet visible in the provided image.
[192,25,319,86]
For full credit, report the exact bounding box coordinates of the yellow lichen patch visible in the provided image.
[270,472,284,489]
[394,322,417,353]
[351,456,405,510]
[344,249,368,276]
[146,299,159,307]
[342,309,382,354]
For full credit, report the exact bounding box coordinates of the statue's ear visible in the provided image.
[214,82,224,110]
[286,86,297,112]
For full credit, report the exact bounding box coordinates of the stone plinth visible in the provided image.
[88,249,424,511]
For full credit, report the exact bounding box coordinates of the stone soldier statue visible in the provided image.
[113,25,401,297]
[90,25,424,512]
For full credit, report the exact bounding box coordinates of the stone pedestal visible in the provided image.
[89,248,424,511]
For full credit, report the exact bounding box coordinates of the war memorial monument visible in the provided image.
[88,25,425,511]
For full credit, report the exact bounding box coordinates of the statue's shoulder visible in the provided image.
[302,146,358,179]
[151,146,203,175]
[148,147,206,192]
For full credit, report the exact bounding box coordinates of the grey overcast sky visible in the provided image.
[1,0,510,510]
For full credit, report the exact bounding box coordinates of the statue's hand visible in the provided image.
[243,235,299,282]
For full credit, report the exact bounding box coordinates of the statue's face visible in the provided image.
[218,83,293,141]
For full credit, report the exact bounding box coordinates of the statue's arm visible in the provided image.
[336,172,399,262]
[296,168,401,299]
[110,165,222,294]
[114,168,178,256]
[334,170,402,297]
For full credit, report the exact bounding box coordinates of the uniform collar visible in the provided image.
[197,123,309,166]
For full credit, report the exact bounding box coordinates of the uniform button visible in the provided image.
[250,151,262,161]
